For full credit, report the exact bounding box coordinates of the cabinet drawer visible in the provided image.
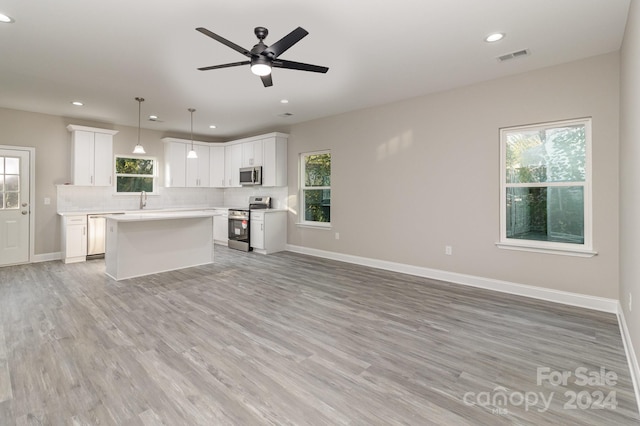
[250,211,264,220]
[65,216,87,225]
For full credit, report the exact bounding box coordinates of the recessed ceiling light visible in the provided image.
[0,13,14,23]
[280,99,289,104]
[485,33,505,43]
[71,101,84,106]
[209,125,217,129]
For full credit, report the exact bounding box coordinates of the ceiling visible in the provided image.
[0,0,630,140]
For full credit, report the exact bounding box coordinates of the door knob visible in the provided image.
[21,211,27,215]
[21,202,28,207]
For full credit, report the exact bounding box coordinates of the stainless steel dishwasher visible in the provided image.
[87,215,107,259]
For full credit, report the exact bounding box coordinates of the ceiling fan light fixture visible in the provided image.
[251,62,272,76]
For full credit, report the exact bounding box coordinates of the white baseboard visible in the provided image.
[617,304,640,416]
[285,244,619,313]
[31,252,62,263]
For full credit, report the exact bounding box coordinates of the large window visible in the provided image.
[300,151,331,226]
[115,156,155,193]
[499,118,594,256]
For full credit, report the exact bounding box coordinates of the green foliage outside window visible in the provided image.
[504,123,587,244]
[115,157,155,193]
[302,153,331,223]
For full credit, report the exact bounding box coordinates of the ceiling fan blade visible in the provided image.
[273,59,329,73]
[263,27,308,58]
[196,27,251,57]
[261,74,273,87]
[198,61,250,71]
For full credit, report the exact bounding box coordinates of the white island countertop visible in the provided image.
[107,210,217,222]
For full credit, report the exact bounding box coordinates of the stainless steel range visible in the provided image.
[228,196,271,251]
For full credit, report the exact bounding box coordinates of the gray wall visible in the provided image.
[620,0,640,381]
[287,52,620,299]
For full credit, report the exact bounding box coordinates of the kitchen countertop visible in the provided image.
[58,206,288,216]
[106,210,217,222]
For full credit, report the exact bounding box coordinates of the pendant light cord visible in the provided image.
[135,97,144,146]
[189,108,196,151]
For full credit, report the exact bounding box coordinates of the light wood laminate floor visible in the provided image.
[0,246,638,425]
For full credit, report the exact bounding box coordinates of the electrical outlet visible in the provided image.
[445,245,452,255]
[335,232,340,240]
[630,293,633,312]
[44,197,51,205]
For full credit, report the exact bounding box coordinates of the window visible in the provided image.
[300,151,331,226]
[0,156,20,209]
[115,156,155,193]
[499,118,594,256]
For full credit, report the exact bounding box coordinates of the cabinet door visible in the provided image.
[210,145,226,187]
[250,219,265,249]
[186,144,210,187]
[93,133,113,186]
[213,213,228,243]
[72,131,95,186]
[242,140,263,167]
[196,145,210,186]
[164,142,186,187]
[262,136,287,187]
[66,224,87,259]
[225,144,242,187]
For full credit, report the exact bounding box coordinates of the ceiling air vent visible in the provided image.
[497,49,530,62]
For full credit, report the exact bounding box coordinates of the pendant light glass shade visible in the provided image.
[133,97,146,154]
[187,108,198,159]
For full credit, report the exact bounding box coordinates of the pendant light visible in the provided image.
[187,108,198,159]
[133,97,146,154]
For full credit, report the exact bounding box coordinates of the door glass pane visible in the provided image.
[0,176,3,192]
[506,125,585,184]
[506,186,584,244]
[5,192,19,209]
[304,189,331,222]
[0,157,4,174]
[5,157,19,174]
[5,175,19,192]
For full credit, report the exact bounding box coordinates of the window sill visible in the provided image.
[296,222,332,230]
[495,241,597,258]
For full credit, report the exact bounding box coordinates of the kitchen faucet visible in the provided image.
[140,191,147,209]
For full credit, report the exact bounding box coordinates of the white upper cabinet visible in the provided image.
[163,138,211,188]
[67,125,118,186]
[163,140,187,187]
[225,144,242,187]
[186,143,210,187]
[210,145,225,188]
[261,135,288,187]
[242,139,263,167]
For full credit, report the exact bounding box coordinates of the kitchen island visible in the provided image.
[105,211,215,281]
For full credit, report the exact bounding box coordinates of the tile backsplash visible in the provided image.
[57,185,288,212]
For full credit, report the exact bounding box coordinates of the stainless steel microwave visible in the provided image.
[239,166,262,186]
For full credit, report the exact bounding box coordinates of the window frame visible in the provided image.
[114,155,157,195]
[497,118,596,257]
[299,150,331,228]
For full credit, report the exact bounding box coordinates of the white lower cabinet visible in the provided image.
[62,215,87,263]
[213,209,228,245]
[250,210,286,254]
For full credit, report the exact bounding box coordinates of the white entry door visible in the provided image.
[0,149,30,266]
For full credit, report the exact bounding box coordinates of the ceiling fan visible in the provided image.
[196,26,329,87]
